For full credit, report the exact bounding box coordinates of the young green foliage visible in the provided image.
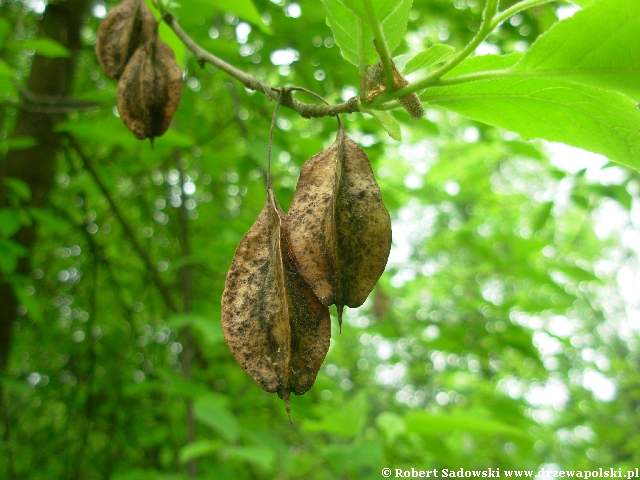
[402,44,456,75]
[428,56,640,170]
[513,1,640,101]
[322,0,412,66]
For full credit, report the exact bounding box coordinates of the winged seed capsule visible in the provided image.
[95,0,156,79]
[287,123,392,330]
[221,188,331,419]
[116,34,183,144]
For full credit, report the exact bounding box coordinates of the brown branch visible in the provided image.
[17,85,100,110]
[0,84,101,114]
[162,12,360,118]
[66,135,178,313]
[11,102,99,114]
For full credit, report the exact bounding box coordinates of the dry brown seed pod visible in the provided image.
[287,123,392,330]
[117,35,183,144]
[366,61,425,120]
[95,0,156,79]
[221,188,331,419]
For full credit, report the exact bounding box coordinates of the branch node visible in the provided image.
[164,15,357,118]
[347,96,360,112]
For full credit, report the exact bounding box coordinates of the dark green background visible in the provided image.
[1,0,638,478]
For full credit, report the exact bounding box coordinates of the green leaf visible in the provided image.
[0,209,22,237]
[366,109,401,141]
[375,411,406,443]
[322,0,412,66]
[555,265,598,283]
[403,44,456,75]
[0,136,38,152]
[513,0,640,101]
[405,411,530,438]
[531,201,553,233]
[303,393,369,438]
[0,75,17,99]
[0,59,13,77]
[4,178,31,201]
[21,38,70,58]
[179,440,223,464]
[193,394,240,442]
[444,53,523,77]
[222,445,276,470]
[427,77,640,171]
[0,238,29,274]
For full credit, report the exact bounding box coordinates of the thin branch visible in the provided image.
[366,10,497,106]
[422,0,498,81]
[17,84,99,108]
[483,0,500,24]
[2,101,99,114]
[365,64,554,105]
[161,12,359,118]
[6,85,101,113]
[267,91,284,190]
[66,135,178,313]
[162,0,552,117]
[288,86,331,106]
[491,0,556,29]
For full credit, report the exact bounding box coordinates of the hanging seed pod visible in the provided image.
[366,60,425,120]
[95,0,156,79]
[117,35,183,144]
[287,123,392,330]
[221,188,331,419]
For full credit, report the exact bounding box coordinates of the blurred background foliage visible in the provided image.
[1,0,639,478]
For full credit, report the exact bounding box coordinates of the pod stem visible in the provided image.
[267,90,284,191]
[287,86,342,131]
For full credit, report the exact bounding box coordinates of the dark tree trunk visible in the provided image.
[0,0,92,372]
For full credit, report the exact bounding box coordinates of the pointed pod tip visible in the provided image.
[282,391,292,424]
[337,305,344,334]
